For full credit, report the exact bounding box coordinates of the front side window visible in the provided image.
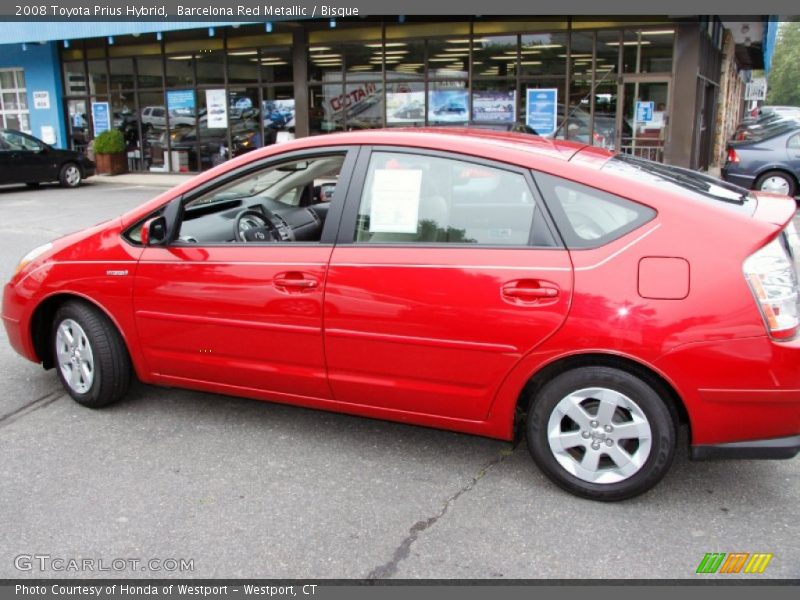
[535,172,656,249]
[176,154,346,244]
[126,153,346,246]
[355,151,537,246]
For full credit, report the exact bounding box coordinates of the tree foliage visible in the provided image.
[767,20,800,106]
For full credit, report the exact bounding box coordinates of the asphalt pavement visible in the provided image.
[0,180,798,579]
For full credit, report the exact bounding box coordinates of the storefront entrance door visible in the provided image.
[618,78,670,163]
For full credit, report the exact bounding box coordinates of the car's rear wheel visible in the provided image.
[59,163,82,188]
[526,366,676,501]
[52,301,131,408]
[755,170,796,197]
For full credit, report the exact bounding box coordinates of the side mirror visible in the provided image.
[141,216,168,246]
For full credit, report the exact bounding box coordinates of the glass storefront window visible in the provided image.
[428,81,469,125]
[622,30,641,73]
[226,87,262,153]
[520,33,567,76]
[165,54,194,87]
[309,84,344,135]
[595,30,622,150]
[345,42,382,76]
[66,99,89,151]
[343,79,384,130]
[226,51,260,85]
[57,22,680,173]
[262,86,295,143]
[136,56,163,89]
[63,62,87,96]
[87,60,108,96]
[385,39,424,81]
[137,91,164,171]
[386,80,425,127]
[164,88,196,171]
[308,44,344,82]
[427,38,468,79]
[109,58,134,95]
[110,93,137,164]
[640,29,674,73]
[472,80,517,124]
[257,47,292,84]
[520,79,565,137]
[196,50,225,86]
[473,35,518,79]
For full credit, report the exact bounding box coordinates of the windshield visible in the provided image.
[602,154,756,214]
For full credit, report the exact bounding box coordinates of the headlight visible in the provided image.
[14,243,52,276]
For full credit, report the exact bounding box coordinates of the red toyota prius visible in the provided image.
[3,129,799,500]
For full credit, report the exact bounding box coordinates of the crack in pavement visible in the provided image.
[366,444,517,579]
[0,389,63,429]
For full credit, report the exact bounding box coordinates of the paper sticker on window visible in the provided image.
[368,169,423,234]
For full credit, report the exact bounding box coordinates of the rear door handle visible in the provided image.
[503,287,557,299]
[501,281,559,303]
[274,272,319,290]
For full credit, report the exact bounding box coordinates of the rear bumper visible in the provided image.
[690,434,800,460]
[654,336,800,446]
[720,166,755,189]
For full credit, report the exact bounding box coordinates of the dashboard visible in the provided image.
[178,196,329,244]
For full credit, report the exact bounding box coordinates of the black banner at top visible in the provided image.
[1,0,798,20]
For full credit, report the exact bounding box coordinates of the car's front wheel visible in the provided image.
[59,162,82,188]
[526,366,676,501]
[52,301,131,408]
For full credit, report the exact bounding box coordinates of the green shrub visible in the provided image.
[93,129,126,154]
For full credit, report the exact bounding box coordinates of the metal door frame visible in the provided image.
[617,74,672,162]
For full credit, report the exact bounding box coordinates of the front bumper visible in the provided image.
[691,434,800,460]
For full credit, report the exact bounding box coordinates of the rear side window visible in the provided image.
[535,172,655,249]
[355,151,544,246]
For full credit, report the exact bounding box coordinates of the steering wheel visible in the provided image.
[234,209,280,242]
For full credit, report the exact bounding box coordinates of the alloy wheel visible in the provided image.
[546,387,652,484]
[55,318,95,394]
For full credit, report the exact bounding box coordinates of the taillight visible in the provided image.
[744,234,800,340]
[726,147,739,163]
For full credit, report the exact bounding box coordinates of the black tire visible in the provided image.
[526,366,676,501]
[25,182,40,189]
[754,170,796,197]
[58,162,82,188]
[51,300,131,408]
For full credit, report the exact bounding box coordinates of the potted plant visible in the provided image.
[93,129,128,175]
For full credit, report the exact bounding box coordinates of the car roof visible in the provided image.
[305,127,590,162]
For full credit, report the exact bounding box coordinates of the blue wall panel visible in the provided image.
[0,42,67,149]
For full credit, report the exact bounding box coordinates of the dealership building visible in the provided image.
[0,16,775,173]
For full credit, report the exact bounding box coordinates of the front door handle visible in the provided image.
[274,272,319,290]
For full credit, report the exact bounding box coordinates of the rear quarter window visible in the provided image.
[534,172,656,249]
